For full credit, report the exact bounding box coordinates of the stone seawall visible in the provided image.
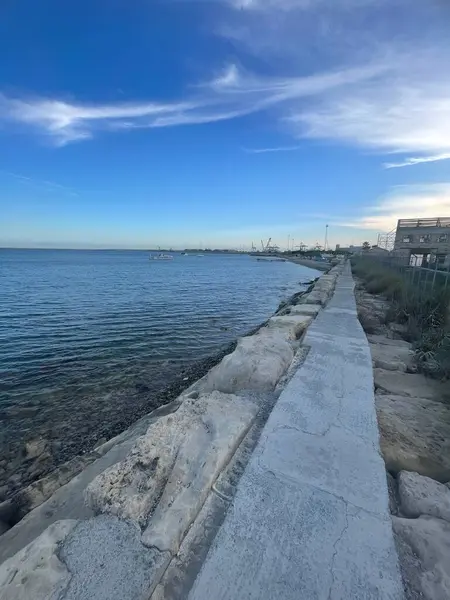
[187,261,404,600]
[0,265,342,599]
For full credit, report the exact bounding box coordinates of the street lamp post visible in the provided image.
[324,224,329,252]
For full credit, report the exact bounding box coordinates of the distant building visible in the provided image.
[366,245,389,256]
[335,244,363,254]
[393,217,450,267]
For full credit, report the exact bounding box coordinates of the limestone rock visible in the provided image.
[85,392,258,549]
[0,520,77,600]
[368,335,411,349]
[374,369,441,400]
[357,307,381,334]
[60,515,170,600]
[398,471,450,522]
[370,342,413,372]
[393,515,450,600]
[304,289,328,306]
[314,278,334,293]
[267,315,313,340]
[201,329,294,393]
[376,394,450,481]
[1,452,99,527]
[25,438,49,460]
[289,304,321,317]
[388,322,409,338]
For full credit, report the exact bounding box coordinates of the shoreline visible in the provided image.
[0,278,317,532]
[0,263,341,596]
[284,255,331,272]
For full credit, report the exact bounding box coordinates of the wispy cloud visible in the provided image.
[0,170,80,197]
[1,0,449,171]
[226,0,383,9]
[292,59,450,161]
[384,153,450,169]
[0,94,216,146]
[218,0,450,168]
[0,61,386,145]
[341,184,450,231]
[244,145,302,153]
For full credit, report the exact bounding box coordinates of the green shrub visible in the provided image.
[351,256,450,377]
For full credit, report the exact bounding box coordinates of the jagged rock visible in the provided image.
[374,369,441,400]
[398,471,450,522]
[85,392,258,551]
[393,515,450,600]
[0,520,77,600]
[376,394,450,481]
[304,290,328,306]
[289,304,321,317]
[200,329,293,393]
[267,315,312,340]
[314,277,335,291]
[370,342,413,372]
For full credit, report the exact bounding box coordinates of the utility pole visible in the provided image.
[287,234,290,252]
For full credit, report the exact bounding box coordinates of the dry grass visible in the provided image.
[352,256,450,378]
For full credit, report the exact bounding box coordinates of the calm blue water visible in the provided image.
[0,249,319,491]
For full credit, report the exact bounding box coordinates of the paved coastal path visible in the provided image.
[189,262,404,600]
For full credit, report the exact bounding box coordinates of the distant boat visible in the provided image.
[150,253,173,260]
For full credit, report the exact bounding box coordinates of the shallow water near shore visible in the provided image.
[0,249,319,497]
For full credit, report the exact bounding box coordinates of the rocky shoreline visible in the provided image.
[0,267,339,599]
[0,282,316,533]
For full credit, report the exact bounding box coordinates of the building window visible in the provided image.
[402,235,412,243]
[438,234,448,243]
[419,234,431,243]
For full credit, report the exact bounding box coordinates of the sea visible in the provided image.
[0,249,320,495]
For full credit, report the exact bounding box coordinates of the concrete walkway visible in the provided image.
[188,263,404,600]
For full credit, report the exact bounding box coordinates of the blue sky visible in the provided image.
[1,0,450,249]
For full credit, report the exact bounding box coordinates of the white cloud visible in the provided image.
[3,52,449,163]
[292,65,450,160]
[218,0,450,167]
[384,153,450,169]
[0,94,213,145]
[227,0,382,9]
[342,184,450,231]
[209,64,241,89]
[0,62,386,145]
[1,0,449,168]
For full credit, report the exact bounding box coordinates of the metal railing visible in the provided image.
[397,217,450,228]
[365,253,450,292]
